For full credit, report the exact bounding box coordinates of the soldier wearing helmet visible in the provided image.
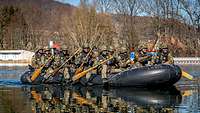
[117,47,129,68]
[31,49,45,68]
[160,46,174,64]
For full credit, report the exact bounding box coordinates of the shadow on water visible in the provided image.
[21,84,182,113]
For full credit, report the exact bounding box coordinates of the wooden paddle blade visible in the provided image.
[30,67,43,81]
[72,70,89,81]
[73,92,95,105]
[31,91,42,103]
[75,67,84,75]
[30,56,54,81]
[182,70,193,80]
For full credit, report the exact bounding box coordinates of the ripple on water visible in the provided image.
[0,79,22,87]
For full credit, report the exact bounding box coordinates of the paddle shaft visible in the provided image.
[72,56,113,81]
[51,48,81,76]
[182,70,193,80]
[75,48,93,74]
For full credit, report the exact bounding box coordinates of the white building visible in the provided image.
[0,50,34,66]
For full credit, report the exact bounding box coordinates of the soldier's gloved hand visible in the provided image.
[89,60,94,66]
[83,58,87,61]
[107,61,112,65]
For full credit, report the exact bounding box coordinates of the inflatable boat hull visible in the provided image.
[106,64,182,87]
[21,64,182,87]
[20,70,64,85]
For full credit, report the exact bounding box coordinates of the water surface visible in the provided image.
[0,65,199,113]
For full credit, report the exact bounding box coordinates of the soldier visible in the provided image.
[60,49,71,81]
[73,45,92,85]
[117,47,130,68]
[44,48,51,63]
[107,46,120,74]
[31,54,37,68]
[160,47,174,64]
[31,49,44,68]
[99,46,109,80]
[151,48,162,65]
[86,49,103,85]
[138,40,161,66]
[138,47,150,66]
[146,40,157,65]
[61,49,69,64]
[75,45,91,68]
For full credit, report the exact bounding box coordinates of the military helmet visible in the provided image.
[142,47,147,53]
[62,49,69,56]
[120,47,127,53]
[44,46,49,50]
[44,49,51,56]
[36,49,43,55]
[160,43,168,48]
[162,47,169,54]
[100,45,107,51]
[108,46,115,52]
[82,44,90,53]
[92,51,99,57]
[82,43,90,48]
[54,49,60,54]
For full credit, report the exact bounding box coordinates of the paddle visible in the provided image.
[30,55,54,81]
[182,70,193,80]
[72,56,113,82]
[72,92,95,105]
[48,48,81,77]
[153,33,160,50]
[31,91,42,103]
[75,47,93,75]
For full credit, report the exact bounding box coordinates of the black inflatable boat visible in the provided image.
[20,65,64,85]
[21,64,182,87]
[105,64,182,87]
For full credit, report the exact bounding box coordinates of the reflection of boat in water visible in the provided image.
[109,86,182,108]
[21,64,182,87]
[22,84,182,113]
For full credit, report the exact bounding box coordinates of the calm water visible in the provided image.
[0,65,199,113]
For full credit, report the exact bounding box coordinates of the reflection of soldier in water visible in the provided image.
[25,85,181,113]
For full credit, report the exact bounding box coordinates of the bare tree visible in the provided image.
[180,0,200,32]
[61,2,115,51]
[110,0,143,48]
[95,0,112,13]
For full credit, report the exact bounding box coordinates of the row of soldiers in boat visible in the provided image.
[27,39,173,84]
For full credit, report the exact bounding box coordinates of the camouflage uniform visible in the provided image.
[137,47,150,66]
[107,46,121,74]
[31,54,37,68]
[31,49,44,68]
[73,46,92,84]
[160,47,174,64]
[99,46,108,79]
[75,47,91,68]
[44,49,51,63]
[117,47,130,68]
[53,49,61,69]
